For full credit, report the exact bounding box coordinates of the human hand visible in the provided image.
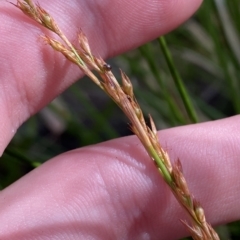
[1,0,240,239]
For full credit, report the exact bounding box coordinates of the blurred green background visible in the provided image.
[1,0,240,239]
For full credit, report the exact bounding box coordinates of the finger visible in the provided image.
[0,116,239,239]
[0,0,202,154]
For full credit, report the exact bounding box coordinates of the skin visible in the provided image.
[0,0,240,239]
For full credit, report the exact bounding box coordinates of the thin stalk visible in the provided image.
[147,145,172,184]
[5,148,41,168]
[211,0,240,113]
[213,0,240,66]
[226,0,240,34]
[158,36,198,123]
[139,44,186,125]
[200,0,240,114]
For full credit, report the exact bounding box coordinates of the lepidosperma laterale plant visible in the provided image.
[9,0,222,239]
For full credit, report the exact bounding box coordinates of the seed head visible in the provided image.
[120,70,133,98]
[78,31,92,57]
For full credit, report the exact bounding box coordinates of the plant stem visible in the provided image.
[158,36,198,123]
[139,44,186,125]
[5,148,41,168]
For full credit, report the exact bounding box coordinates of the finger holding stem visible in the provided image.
[13,1,219,239]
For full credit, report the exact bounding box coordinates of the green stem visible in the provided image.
[158,36,198,123]
[211,0,240,114]
[5,148,41,168]
[148,146,172,185]
[139,44,186,125]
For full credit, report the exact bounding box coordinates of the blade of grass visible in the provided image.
[158,36,198,123]
[213,0,240,66]
[226,0,240,34]
[139,43,186,125]
[198,0,240,114]
[5,147,41,168]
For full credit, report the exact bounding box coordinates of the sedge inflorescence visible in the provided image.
[12,1,220,239]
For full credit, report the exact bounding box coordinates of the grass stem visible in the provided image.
[158,36,198,123]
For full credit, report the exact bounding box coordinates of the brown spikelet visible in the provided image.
[13,1,220,239]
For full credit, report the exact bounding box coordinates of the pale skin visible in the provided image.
[0,0,240,239]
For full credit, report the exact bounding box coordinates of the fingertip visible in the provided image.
[93,0,204,56]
